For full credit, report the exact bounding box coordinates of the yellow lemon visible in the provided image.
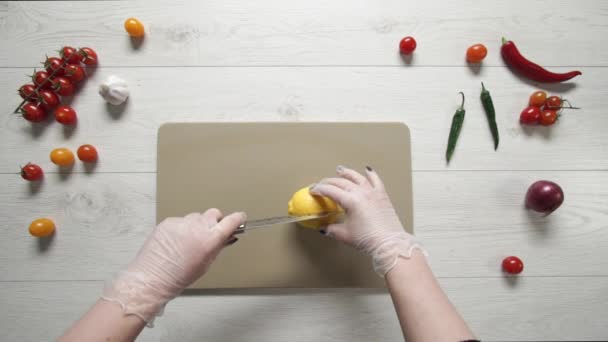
[287,186,342,229]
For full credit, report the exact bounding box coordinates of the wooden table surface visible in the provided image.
[1,1,607,341]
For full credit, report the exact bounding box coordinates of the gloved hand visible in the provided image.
[310,166,426,277]
[101,209,246,326]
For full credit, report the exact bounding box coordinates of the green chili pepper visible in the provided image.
[446,92,466,163]
[481,82,499,150]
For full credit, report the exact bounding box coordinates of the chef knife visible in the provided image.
[234,213,333,234]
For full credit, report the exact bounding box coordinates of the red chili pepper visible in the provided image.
[501,38,581,83]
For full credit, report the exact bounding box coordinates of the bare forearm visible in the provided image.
[59,300,145,342]
[386,252,475,342]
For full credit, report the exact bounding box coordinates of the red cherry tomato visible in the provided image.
[64,64,85,83]
[54,105,77,125]
[20,163,44,181]
[466,44,487,63]
[19,84,37,100]
[545,96,562,109]
[529,91,547,108]
[51,77,74,96]
[60,46,80,64]
[32,70,52,89]
[540,109,558,126]
[399,36,417,55]
[38,89,60,110]
[77,144,98,162]
[21,103,47,122]
[502,256,524,274]
[44,56,65,76]
[520,106,541,125]
[78,47,98,65]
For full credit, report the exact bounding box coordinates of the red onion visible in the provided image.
[525,180,564,215]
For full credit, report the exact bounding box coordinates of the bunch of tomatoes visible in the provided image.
[17,46,99,238]
[17,46,98,125]
[520,90,576,126]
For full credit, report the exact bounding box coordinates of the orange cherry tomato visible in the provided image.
[77,144,98,162]
[29,218,55,237]
[50,148,75,166]
[540,109,558,126]
[529,91,547,107]
[466,44,487,63]
[545,96,562,109]
[124,18,145,37]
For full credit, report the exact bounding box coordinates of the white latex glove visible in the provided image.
[101,209,246,326]
[310,165,426,277]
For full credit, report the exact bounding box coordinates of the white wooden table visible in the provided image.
[1,1,607,341]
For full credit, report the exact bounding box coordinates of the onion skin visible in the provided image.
[525,180,564,215]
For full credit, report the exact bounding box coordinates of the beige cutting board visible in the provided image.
[157,122,413,288]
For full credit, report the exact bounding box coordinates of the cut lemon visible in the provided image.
[287,186,342,229]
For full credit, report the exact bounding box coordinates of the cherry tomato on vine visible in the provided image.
[21,103,47,122]
[77,144,98,162]
[44,56,64,76]
[466,44,487,63]
[520,106,541,125]
[32,70,52,89]
[51,77,74,96]
[54,105,77,125]
[64,64,85,83]
[38,89,60,110]
[502,256,524,275]
[19,84,37,100]
[29,218,56,237]
[545,96,562,109]
[540,109,558,126]
[50,147,75,166]
[124,18,145,37]
[529,90,547,107]
[78,47,98,65]
[60,46,80,64]
[21,163,44,181]
[399,36,417,55]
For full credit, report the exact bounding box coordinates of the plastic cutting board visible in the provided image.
[157,122,413,288]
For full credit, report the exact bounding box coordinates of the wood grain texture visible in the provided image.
[1,171,606,281]
[1,67,607,173]
[1,0,608,67]
[1,278,607,341]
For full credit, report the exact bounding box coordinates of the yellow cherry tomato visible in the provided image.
[50,147,75,166]
[29,218,56,237]
[124,17,145,37]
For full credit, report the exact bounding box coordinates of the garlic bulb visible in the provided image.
[99,75,129,105]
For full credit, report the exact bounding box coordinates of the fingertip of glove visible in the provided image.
[309,184,320,194]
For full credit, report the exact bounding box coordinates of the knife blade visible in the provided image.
[234,213,331,234]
